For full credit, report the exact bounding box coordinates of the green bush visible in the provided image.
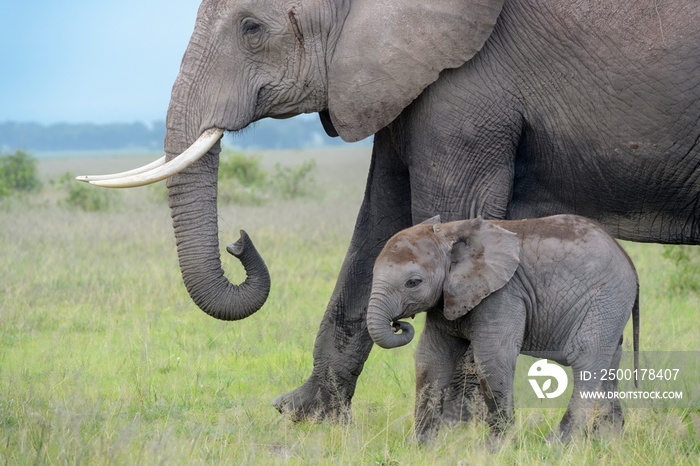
[662,245,700,294]
[272,159,317,200]
[218,151,270,205]
[0,149,42,197]
[174,149,324,205]
[219,151,267,187]
[59,172,115,212]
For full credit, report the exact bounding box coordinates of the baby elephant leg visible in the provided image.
[600,341,625,429]
[559,347,619,441]
[414,319,470,442]
[441,346,486,426]
[472,345,520,436]
[556,284,634,442]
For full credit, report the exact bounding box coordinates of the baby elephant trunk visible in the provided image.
[366,295,415,349]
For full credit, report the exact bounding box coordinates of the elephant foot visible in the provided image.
[599,403,625,432]
[273,376,352,423]
[413,424,440,445]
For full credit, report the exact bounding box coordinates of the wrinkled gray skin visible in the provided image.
[162,0,698,419]
[367,215,640,441]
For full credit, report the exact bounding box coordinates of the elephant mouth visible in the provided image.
[390,320,414,335]
[391,313,416,332]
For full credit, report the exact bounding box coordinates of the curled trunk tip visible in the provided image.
[179,227,271,322]
[371,319,414,349]
[226,230,251,257]
[366,299,415,349]
[391,320,415,343]
[212,229,271,321]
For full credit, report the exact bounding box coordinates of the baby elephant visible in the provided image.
[367,215,639,442]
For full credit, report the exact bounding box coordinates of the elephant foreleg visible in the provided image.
[441,346,486,427]
[472,345,519,436]
[273,129,413,420]
[414,314,472,442]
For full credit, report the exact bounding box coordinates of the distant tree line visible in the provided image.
[0,117,367,153]
[0,121,166,152]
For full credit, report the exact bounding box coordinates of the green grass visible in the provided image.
[1,147,699,464]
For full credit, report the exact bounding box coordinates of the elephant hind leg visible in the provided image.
[599,342,625,429]
[556,348,620,442]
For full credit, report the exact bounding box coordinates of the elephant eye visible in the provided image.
[242,19,262,36]
[241,18,267,51]
[405,278,422,289]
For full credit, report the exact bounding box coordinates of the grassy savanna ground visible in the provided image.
[1,146,699,464]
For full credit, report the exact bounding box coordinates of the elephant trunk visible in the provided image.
[164,41,270,320]
[366,294,415,349]
[166,142,270,320]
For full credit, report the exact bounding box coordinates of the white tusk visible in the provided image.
[84,128,225,188]
[75,156,166,183]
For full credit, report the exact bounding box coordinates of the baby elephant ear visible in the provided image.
[442,218,520,320]
[419,215,441,225]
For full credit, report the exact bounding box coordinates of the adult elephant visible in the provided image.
[79,0,700,420]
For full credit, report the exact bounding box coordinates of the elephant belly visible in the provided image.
[506,137,700,244]
[499,0,700,244]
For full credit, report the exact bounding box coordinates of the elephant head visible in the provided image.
[78,0,503,321]
[367,216,520,349]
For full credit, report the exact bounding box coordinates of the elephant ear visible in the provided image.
[419,215,441,226]
[442,217,520,320]
[328,0,504,142]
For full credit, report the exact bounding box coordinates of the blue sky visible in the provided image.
[0,1,201,124]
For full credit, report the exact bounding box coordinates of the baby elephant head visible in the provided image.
[367,216,521,349]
